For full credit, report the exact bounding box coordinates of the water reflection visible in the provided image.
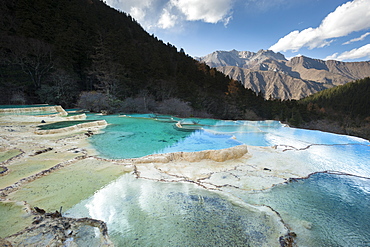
[88,115,195,158]
[87,114,368,159]
[67,174,286,247]
[80,114,370,246]
[243,173,370,246]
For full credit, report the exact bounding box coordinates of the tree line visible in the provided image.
[0,0,369,139]
[0,0,266,119]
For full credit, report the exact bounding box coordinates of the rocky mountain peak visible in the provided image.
[287,56,328,70]
[255,49,286,61]
[198,49,287,69]
[199,50,370,100]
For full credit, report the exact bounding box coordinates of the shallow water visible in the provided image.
[37,120,96,130]
[71,113,370,246]
[87,114,284,158]
[244,173,370,246]
[0,202,33,238]
[67,174,285,247]
[87,114,255,158]
[87,114,368,159]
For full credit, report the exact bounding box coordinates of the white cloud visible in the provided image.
[104,0,234,30]
[171,0,233,24]
[105,0,154,23]
[343,32,370,45]
[270,0,370,52]
[325,44,370,61]
[158,8,178,29]
[130,6,146,21]
[286,54,302,60]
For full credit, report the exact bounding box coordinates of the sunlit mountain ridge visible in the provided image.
[198,49,370,100]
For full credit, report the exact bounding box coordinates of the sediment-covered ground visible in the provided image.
[0,111,304,246]
[0,113,132,244]
[4,108,368,246]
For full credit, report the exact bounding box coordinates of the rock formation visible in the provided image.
[2,207,113,246]
[0,105,68,116]
[34,120,107,135]
[134,144,249,163]
[198,50,370,100]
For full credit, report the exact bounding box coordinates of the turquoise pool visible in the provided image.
[244,172,370,246]
[66,113,370,246]
[86,114,284,158]
[86,113,366,159]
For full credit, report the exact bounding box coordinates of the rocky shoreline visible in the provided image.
[0,109,299,246]
[2,105,370,246]
[0,110,126,244]
[1,205,113,246]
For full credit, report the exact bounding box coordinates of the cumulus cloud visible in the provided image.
[171,0,233,24]
[270,0,370,52]
[325,44,370,61]
[130,6,146,21]
[104,0,233,30]
[157,8,178,29]
[105,0,154,23]
[343,32,370,45]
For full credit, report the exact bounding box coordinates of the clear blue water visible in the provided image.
[68,173,370,246]
[67,113,370,246]
[67,174,285,247]
[87,114,249,159]
[86,113,368,159]
[244,173,370,246]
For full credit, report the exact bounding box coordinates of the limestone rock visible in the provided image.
[135,145,248,163]
[3,208,113,246]
[34,120,107,135]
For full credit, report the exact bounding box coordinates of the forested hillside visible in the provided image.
[302,77,370,119]
[0,0,265,119]
[0,0,369,140]
[298,77,370,139]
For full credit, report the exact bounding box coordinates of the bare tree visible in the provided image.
[121,93,156,113]
[9,36,54,89]
[156,98,193,117]
[36,69,78,107]
[0,35,54,103]
[77,91,109,112]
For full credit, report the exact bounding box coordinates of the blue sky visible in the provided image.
[106,0,370,61]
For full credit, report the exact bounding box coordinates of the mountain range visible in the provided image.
[197,49,370,100]
[1,0,369,139]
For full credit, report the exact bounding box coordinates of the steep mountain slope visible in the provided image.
[218,66,326,99]
[197,49,286,69]
[2,0,369,139]
[198,50,370,100]
[0,0,267,119]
